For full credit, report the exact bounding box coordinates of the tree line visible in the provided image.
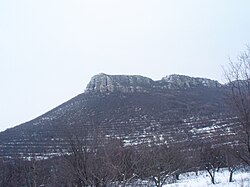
[0,135,246,187]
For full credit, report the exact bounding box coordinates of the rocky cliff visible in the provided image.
[86,73,222,93]
[86,73,153,93]
[160,74,222,89]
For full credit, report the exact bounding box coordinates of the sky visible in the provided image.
[0,0,250,132]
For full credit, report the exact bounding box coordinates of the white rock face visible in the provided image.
[86,73,222,93]
[161,74,222,88]
[86,73,153,93]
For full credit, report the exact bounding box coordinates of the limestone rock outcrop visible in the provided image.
[86,73,153,93]
[160,74,222,89]
[86,73,222,93]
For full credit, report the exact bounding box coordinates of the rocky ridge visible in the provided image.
[86,73,222,93]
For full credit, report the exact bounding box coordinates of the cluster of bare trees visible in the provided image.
[0,157,52,187]
[0,136,189,187]
[0,137,244,187]
[199,145,241,184]
[58,135,188,187]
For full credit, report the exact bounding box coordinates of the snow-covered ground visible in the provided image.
[164,168,250,187]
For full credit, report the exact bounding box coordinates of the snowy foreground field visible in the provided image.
[164,168,250,187]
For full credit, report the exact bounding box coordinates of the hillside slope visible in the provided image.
[0,74,241,157]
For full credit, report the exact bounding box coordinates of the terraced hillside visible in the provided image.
[0,74,241,157]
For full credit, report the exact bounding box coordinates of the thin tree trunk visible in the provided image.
[229,171,233,182]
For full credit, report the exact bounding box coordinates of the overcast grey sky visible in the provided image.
[0,0,250,131]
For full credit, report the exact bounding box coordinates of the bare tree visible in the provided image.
[136,145,184,187]
[224,46,250,165]
[223,146,239,182]
[99,139,140,187]
[201,146,225,184]
[60,125,139,187]
[63,135,92,187]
